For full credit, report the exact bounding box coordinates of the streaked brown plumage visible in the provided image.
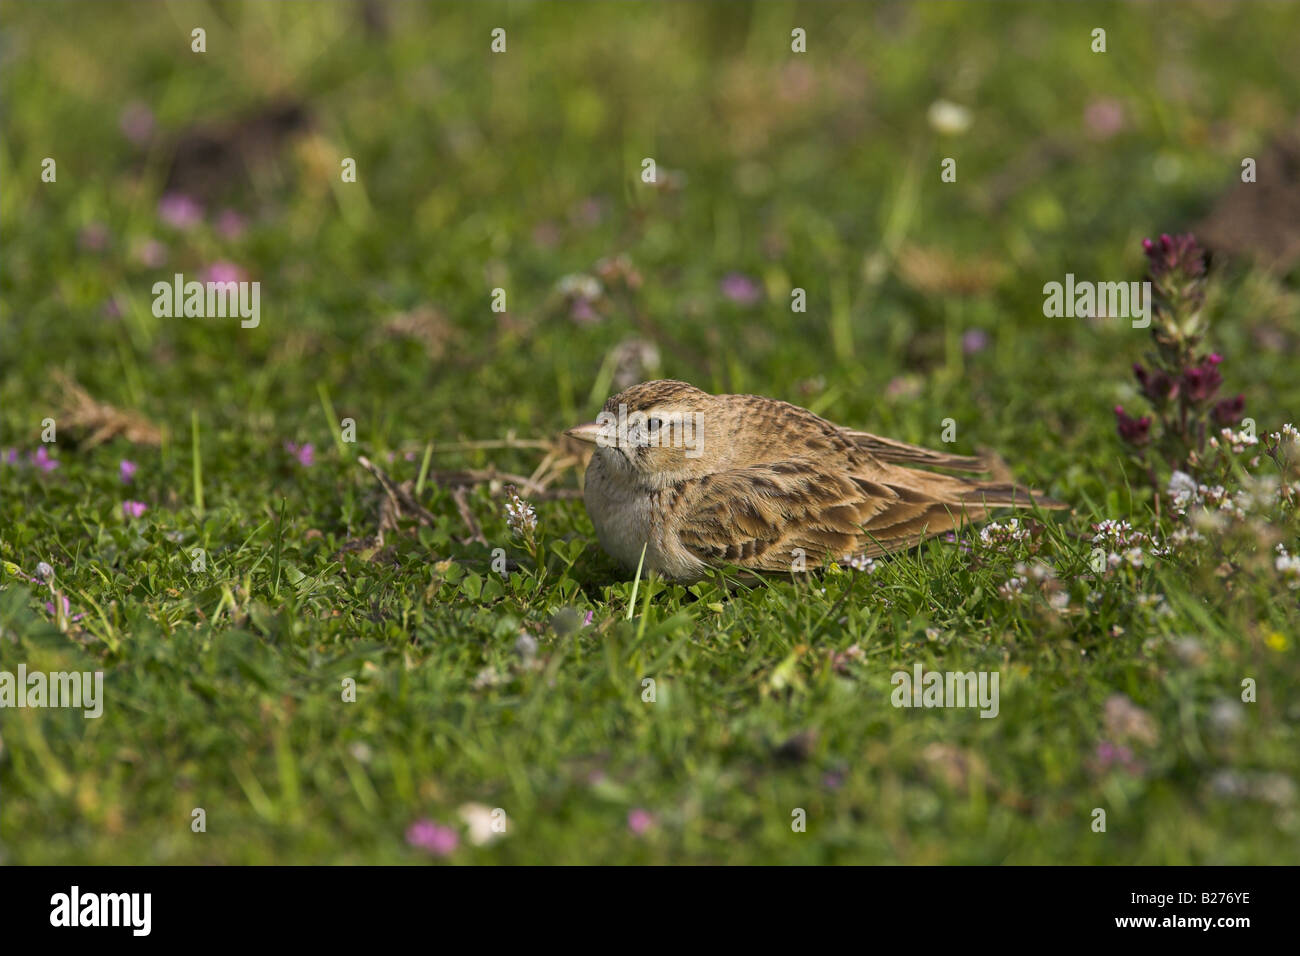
[566,380,1064,582]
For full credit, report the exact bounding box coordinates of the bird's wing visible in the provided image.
[842,430,987,472]
[728,392,985,471]
[669,458,992,571]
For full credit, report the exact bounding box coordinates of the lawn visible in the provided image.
[1,0,1298,864]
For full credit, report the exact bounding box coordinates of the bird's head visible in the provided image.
[565,380,718,486]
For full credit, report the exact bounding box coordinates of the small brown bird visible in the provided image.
[565,380,1064,582]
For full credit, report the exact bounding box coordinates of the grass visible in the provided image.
[1,0,1298,864]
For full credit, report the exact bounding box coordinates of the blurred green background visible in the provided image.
[1,1,1298,864]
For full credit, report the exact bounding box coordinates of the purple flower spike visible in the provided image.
[45,594,85,624]
[1142,232,1206,280]
[120,102,155,145]
[1182,361,1223,403]
[1212,394,1245,426]
[133,238,168,268]
[202,260,247,284]
[215,209,247,240]
[962,329,989,355]
[284,441,315,467]
[78,223,110,253]
[1114,406,1151,447]
[31,446,60,473]
[627,808,655,835]
[1083,97,1125,140]
[158,193,204,230]
[405,819,458,856]
[1133,364,1178,405]
[570,298,600,324]
[720,272,762,306]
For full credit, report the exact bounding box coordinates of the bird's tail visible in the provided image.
[848,469,1067,559]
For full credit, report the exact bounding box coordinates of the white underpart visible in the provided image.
[583,447,707,580]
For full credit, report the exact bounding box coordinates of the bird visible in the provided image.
[565,380,1065,582]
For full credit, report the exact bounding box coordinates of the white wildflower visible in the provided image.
[459,802,506,846]
[998,575,1026,599]
[514,631,539,661]
[927,99,972,135]
[555,273,602,301]
[1016,559,1056,582]
[504,492,537,536]
[1240,475,1279,512]
[1191,507,1227,533]
[1092,519,1149,549]
[1276,544,1300,589]
[1220,427,1258,454]
[1167,471,1199,514]
[844,553,877,573]
[980,519,1030,550]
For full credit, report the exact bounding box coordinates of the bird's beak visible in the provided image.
[565,421,605,445]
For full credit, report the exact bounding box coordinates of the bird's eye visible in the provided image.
[647,417,663,434]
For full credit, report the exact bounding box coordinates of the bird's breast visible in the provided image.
[583,455,655,568]
[583,451,710,581]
